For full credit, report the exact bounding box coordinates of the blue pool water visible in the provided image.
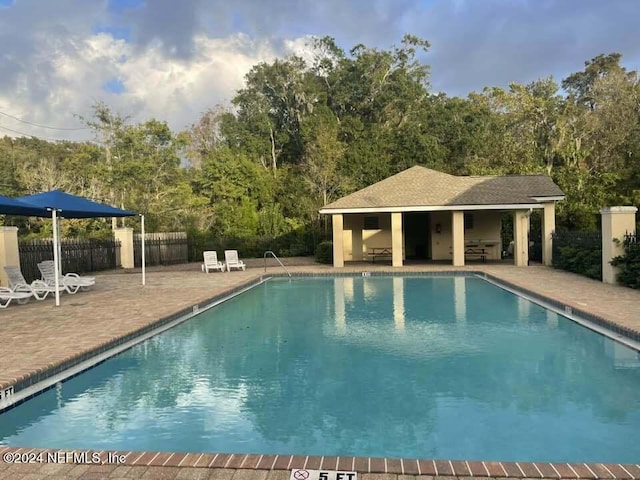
[1,275,640,462]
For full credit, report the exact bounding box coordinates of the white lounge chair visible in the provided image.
[224,250,246,271]
[0,287,32,308]
[37,261,95,294]
[201,251,225,273]
[4,265,64,300]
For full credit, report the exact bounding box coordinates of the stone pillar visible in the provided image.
[542,202,555,266]
[513,210,530,267]
[114,227,134,269]
[600,206,638,284]
[391,212,403,267]
[351,215,363,261]
[332,214,344,268]
[0,227,19,287]
[452,211,465,266]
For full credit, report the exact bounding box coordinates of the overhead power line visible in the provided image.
[0,109,89,131]
[0,124,75,142]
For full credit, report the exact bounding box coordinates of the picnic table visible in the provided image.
[367,247,392,262]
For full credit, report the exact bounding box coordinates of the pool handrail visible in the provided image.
[263,251,292,277]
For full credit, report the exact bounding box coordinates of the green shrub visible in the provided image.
[611,236,640,289]
[552,230,602,280]
[315,241,333,264]
[554,245,602,280]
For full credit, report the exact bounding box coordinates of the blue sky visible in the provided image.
[0,0,639,139]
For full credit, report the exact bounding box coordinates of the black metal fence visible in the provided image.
[552,229,602,280]
[610,231,640,288]
[133,232,188,267]
[19,239,120,283]
[624,231,638,245]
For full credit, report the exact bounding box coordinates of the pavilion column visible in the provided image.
[513,210,530,267]
[332,214,344,268]
[351,215,363,261]
[542,202,555,266]
[452,211,465,266]
[391,212,403,267]
[0,227,19,287]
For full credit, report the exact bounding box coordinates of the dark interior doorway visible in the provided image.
[404,212,430,259]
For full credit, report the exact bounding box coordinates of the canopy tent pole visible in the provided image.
[141,214,146,286]
[57,215,63,275]
[51,209,61,307]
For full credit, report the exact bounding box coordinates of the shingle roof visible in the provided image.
[322,166,564,210]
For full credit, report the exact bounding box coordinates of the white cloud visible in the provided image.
[1,0,640,141]
[0,31,309,141]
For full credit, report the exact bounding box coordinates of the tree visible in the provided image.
[301,116,347,208]
[562,53,628,109]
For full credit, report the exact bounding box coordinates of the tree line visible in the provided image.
[1,36,639,242]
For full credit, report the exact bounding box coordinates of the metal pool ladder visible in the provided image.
[263,251,292,277]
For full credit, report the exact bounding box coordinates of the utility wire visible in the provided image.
[0,124,69,142]
[0,109,89,131]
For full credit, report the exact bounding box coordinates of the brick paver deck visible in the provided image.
[1,259,639,479]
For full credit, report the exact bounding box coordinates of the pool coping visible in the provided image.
[1,445,639,479]
[2,269,640,475]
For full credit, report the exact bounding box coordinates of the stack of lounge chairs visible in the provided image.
[1,262,96,309]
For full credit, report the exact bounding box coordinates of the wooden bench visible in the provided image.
[367,247,392,263]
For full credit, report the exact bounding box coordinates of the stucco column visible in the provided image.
[332,214,344,267]
[351,215,363,261]
[600,206,638,284]
[513,210,530,267]
[0,227,19,287]
[114,227,134,269]
[452,211,465,266]
[542,202,555,266]
[391,212,403,267]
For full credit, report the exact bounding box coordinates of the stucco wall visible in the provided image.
[463,210,503,259]
[430,211,452,260]
[343,213,396,261]
[430,210,502,260]
[343,210,501,262]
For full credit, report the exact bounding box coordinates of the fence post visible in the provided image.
[600,206,638,284]
[0,227,19,287]
[114,227,135,269]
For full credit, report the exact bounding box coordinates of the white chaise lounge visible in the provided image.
[224,250,246,271]
[202,251,225,273]
[0,287,32,308]
[37,260,96,294]
[4,265,64,300]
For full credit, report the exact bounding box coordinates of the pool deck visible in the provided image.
[2,259,640,479]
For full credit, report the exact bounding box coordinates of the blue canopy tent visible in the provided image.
[18,190,137,219]
[16,190,145,306]
[0,195,49,217]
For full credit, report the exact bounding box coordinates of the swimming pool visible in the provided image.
[1,275,639,462]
